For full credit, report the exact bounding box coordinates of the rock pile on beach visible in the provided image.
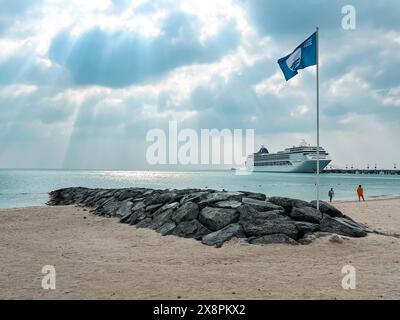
[48,187,368,247]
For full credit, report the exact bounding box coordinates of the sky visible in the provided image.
[0,0,399,169]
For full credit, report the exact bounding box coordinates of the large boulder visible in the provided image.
[180,191,209,204]
[136,218,153,228]
[249,234,298,245]
[160,202,180,211]
[199,207,239,231]
[201,223,244,247]
[294,221,320,235]
[156,222,177,236]
[238,205,285,221]
[114,200,133,218]
[289,207,322,223]
[239,192,266,201]
[119,211,133,224]
[240,214,299,239]
[99,199,120,216]
[145,203,163,214]
[145,191,180,205]
[268,196,312,214]
[132,201,146,211]
[171,202,199,223]
[129,208,147,225]
[199,191,245,207]
[151,208,174,230]
[215,200,242,209]
[118,189,142,201]
[241,198,284,212]
[310,200,344,217]
[319,216,367,237]
[172,220,211,239]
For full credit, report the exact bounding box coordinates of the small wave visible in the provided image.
[0,192,48,196]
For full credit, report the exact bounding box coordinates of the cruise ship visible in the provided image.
[245,143,331,173]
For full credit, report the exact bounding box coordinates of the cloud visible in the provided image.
[49,11,239,87]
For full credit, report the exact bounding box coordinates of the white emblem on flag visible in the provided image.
[286,47,301,71]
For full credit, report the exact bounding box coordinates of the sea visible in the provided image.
[1,169,400,208]
[0,169,400,208]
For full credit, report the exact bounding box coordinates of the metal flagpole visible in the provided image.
[316,27,320,211]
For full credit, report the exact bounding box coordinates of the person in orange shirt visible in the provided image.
[357,185,365,201]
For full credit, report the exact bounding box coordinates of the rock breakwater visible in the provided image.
[48,187,368,247]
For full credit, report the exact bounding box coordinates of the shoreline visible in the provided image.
[2,194,400,210]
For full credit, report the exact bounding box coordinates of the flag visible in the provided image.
[277,32,317,81]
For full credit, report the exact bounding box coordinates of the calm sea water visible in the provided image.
[1,169,400,208]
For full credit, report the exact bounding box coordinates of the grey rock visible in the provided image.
[136,218,153,228]
[161,201,180,211]
[180,191,209,204]
[129,208,147,225]
[240,192,266,201]
[132,201,145,211]
[118,189,141,201]
[215,200,242,209]
[146,192,179,205]
[241,198,284,212]
[294,221,320,235]
[238,205,285,221]
[199,207,239,231]
[119,211,133,224]
[289,207,322,223]
[145,203,163,213]
[240,214,299,239]
[320,216,367,237]
[199,191,244,206]
[172,220,211,239]
[310,200,344,217]
[171,202,199,224]
[268,196,312,213]
[201,223,244,247]
[156,222,177,236]
[100,200,120,216]
[249,234,298,245]
[151,208,174,230]
[114,200,133,218]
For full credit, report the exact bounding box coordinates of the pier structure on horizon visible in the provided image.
[323,167,400,175]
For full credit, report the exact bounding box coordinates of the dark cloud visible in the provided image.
[241,0,400,37]
[49,12,240,87]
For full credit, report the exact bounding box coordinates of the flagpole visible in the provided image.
[316,26,320,211]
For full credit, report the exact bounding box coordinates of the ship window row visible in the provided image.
[254,161,292,166]
[255,155,290,160]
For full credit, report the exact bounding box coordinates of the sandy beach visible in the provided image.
[0,198,399,300]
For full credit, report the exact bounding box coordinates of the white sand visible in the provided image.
[0,199,399,299]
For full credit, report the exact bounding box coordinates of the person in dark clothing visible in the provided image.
[328,188,334,202]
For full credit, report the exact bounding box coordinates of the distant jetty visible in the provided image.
[324,168,400,175]
[48,187,368,247]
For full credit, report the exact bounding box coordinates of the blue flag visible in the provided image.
[277,32,317,81]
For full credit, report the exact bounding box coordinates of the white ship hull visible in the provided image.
[249,159,331,173]
[246,144,332,173]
